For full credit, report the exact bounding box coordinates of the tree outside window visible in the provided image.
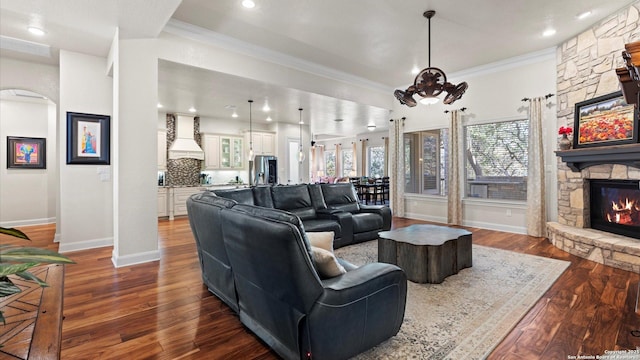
[368,146,385,178]
[325,150,336,177]
[341,149,354,177]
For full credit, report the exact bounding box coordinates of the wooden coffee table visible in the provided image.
[378,224,472,284]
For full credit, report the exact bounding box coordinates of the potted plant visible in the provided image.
[0,226,74,324]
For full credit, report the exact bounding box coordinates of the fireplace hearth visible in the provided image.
[590,179,640,239]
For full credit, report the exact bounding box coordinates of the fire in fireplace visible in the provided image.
[590,179,640,239]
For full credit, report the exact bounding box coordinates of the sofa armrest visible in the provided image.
[305,263,407,359]
[316,209,354,245]
[359,205,392,230]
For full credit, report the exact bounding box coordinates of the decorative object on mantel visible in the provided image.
[558,126,573,150]
[573,91,638,149]
[615,40,640,106]
[394,10,468,107]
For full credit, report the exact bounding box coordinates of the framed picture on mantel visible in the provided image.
[66,112,110,165]
[573,91,638,149]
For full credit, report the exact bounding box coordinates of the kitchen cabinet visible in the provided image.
[158,188,168,217]
[158,130,167,170]
[202,134,220,170]
[245,131,275,156]
[169,187,202,220]
[202,134,244,170]
[220,136,244,169]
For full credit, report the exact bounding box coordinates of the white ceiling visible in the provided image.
[1,0,637,136]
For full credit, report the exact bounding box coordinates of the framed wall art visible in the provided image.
[66,112,110,165]
[7,136,46,169]
[573,91,638,149]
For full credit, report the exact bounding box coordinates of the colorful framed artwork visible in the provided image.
[66,112,110,165]
[573,91,638,149]
[7,136,46,169]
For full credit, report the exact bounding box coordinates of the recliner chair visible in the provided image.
[221,203,407,360]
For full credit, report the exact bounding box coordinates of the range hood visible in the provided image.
[168,115,204,160]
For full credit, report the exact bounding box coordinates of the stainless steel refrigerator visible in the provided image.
[251,155,278,185]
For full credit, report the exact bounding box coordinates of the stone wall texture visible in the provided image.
[550,2,640,274]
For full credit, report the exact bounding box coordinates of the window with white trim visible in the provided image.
[464,119,528,201]
[403,129,448,195]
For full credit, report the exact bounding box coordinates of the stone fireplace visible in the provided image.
[547,146,640,273]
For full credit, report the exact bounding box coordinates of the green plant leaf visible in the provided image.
[0,280,21,297]
[0,227,30,240]
[0,247,75,264]
[0,263,39,277]
[15,271,48,287]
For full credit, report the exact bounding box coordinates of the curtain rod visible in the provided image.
[444,107,467,114]
[522,93,554,102]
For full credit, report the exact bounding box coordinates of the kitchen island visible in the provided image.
[159,184,248,219]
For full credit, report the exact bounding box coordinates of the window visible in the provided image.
[341,149,354,177]
[403,129,448,195]
[464,119,528,201]
[368,146,385,178]
[324,150,336,177]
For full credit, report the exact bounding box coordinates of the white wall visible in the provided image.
[58,50,114,252]
[0,97,56,226]
[394,50,558,234]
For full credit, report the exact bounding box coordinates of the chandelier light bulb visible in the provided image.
[420,96,440,105]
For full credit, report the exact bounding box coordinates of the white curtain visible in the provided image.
[383,136,389,177]
[447,110,462,225]
[335,143,342,178]
[352,141,357,176]
[526,97,546,236]
[389,118,404,217]
[360,138,368,176]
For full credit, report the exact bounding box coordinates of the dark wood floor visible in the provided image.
[3,217,639,359]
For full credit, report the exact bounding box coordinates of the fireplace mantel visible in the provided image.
[555,144,640,172]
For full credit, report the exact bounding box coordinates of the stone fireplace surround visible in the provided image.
[547,145,640,274]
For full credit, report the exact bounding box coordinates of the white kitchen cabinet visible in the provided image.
[202,134,220,170]
[245,131,275,156]
[158,188,168,217]
[220,136,244,169]
[158,130,167,170]
[169,187,202,220]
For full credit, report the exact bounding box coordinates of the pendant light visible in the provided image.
[248,99,255,162]
[298,108,305,163]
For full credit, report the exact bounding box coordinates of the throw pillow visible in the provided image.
[307,231,335,253]
[311,246,346,278]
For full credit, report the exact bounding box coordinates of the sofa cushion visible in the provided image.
[352,213,384,234]
[303,219,341,238]
[213,188,254,205]
[271,184,316,220]
[320,183,361,213]
[311,246,346,278]
[252,185,274,208]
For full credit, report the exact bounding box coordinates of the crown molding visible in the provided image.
[164,19,392,94]
[449,47,556,80]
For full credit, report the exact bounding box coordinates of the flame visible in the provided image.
[611,198,635,211]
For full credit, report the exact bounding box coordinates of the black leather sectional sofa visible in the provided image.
[186,187,407,360]
[212,183,392,248]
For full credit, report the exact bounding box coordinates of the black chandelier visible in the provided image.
[394,10,468,107]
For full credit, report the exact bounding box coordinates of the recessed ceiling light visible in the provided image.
[411,66,420,75]
[367,124,376,131]
[188,107,196,113]
[27,26,45,36]
[242,0,255,9]
[334,118,343,122]
[232,111,238,118]
[266,116,272,122]
[262,102,270,112]
[157,103,163,108]
[542,28,556,37]
[577,10,592,20]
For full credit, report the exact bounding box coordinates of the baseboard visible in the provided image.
[57,237,113,253]
[111,249,161,268]
[54,232,61,243]
[0,217,56,228]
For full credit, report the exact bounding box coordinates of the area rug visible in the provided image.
[334,241,570,360]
